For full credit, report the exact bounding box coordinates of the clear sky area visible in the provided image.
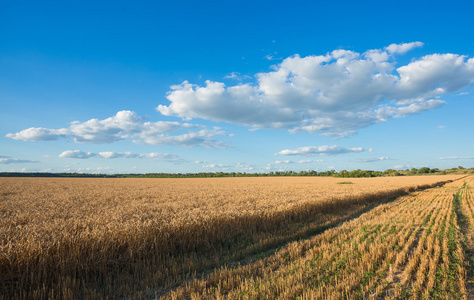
[1,0,473,174]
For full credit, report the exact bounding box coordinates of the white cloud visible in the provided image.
[357,157,391,162]
[275,145,367,156]
[157,43,474,136]
[273,160,293,164]
[158,81,298,128]
[7,110,227,148]
[59,150,184,163]
[0,155,39,164]
[396,53,474,97]
[297,160,313,164]
[385,41,424,54]
[97,151,132,159]
[59,150,96,159]
[6,127,69,141]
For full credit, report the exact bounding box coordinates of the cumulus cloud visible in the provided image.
[6,128,69,141]
[6,110,227,148]
[357,157,391,162]
[157,42,474,136]
[0,155,39,164]
[275,145,367,156]
[59,150,184,163]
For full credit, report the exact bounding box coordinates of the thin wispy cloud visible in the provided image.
[275,145,368,156]
[273,160,293,164]
[75,167,115,174]
[197,161,255,171]
[264,54,282,61]
[356,157,391,163]
[59,150,185,163]
[157,42,474,137]
[224,72,251,81]
[0,155,39,164]
[392,165,407,169]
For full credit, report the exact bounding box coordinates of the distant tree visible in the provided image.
[417,167,431,174]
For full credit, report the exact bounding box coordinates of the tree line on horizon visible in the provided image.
[0,166,471,178]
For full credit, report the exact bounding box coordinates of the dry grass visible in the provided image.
[0,175,465,298]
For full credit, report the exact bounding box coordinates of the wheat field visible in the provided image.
[0,175,469,299]
[166,176,474,299]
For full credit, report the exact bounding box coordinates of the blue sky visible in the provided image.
[1,0,473,174]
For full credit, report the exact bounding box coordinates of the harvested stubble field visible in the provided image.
[0,175,470,299]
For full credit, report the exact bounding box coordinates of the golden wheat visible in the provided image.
[0,175,466,298]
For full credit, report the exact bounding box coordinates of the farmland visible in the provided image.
[0,175,471,299]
